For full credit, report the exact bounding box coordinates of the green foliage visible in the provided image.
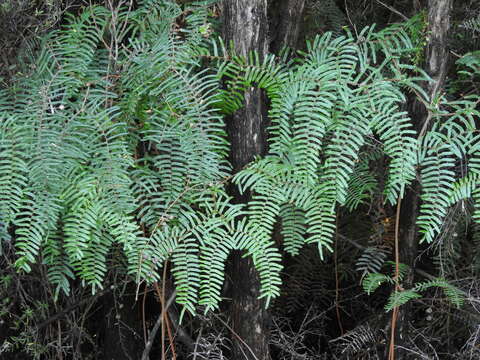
[362,268,464,312]
[384,278,464,312]
[362,272,392,295]
[404,11,428,66]
[212,25,425,261]
[384,289,422,311]
[1,1,480,319]
[356,246,388,278]
[413,278,464,308]
[344,149,380,211]
[0,1,279,315]
[460,15,480,34]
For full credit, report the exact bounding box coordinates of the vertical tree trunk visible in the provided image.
[395,0,452,358]
[424,0,452,99]
[222,2,307,358]
[222,0,269,172]
[222,1,270,359]
[270,0,306,54]
[222,2,307,359]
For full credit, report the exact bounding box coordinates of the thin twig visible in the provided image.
[192,326,203,360]
[36,287,111,330]
[334,214,344,335]
[375,0,409,21]
[141,290,177,360]
[344,0,358,37]
[142,283,148,345]
[388,196,402,360]
[211,313,260,360]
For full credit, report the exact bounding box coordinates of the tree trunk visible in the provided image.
[395,0,452,358]
[270,0,306,54]
[222,1,270,359]
[222,1,308,358]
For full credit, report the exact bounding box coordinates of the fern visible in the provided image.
[385,289,422,312]
[3,1,480,318]
[362,272,392,295]
[384,278,464,312]
[344,148,380,211]
[363,269,464,312]
[221,25,423,260]
[413,278,464,308]
[279,204,306,256]
[460,15,480,34]
[0,2,260,314]
[356,246,388,278]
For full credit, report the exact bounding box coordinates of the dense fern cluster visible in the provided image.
[215,18,480,258]
[1,0,480,318]
[0,1,241,314]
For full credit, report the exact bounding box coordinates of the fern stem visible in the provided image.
[388,196,402,360]
[334,213,344,335]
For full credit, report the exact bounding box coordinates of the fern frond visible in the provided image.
[344,149,379,211]
[356,246,388,277]
[385,289,422,311]
[0,116,28,224]
[362,272,392,295]
[172,237,200,318]
[460,15,480,34]
[42,230,74,299]
[374,109,417,203]
[232,219,283,306]
[279,204,306,256]
[198,227,231,312]
[417,130,456,243]
[413,278,464,308]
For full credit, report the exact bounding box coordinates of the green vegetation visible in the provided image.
[1,1,480,359]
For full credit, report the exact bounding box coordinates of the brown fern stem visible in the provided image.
[388,196,402,360]
[334,213,344,335]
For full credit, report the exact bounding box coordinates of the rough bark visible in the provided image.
[424,0,452,100]
[270,0,306,53]
[395,0,452,358]
[222,0,269,177]
[222,1,271,359]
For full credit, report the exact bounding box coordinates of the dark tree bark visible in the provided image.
[222,1,271,359]
[424,0,452,99]
[222,0,269,175]
[222,2,308,359]
[270,0,306,54]
[395,0,452,358]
